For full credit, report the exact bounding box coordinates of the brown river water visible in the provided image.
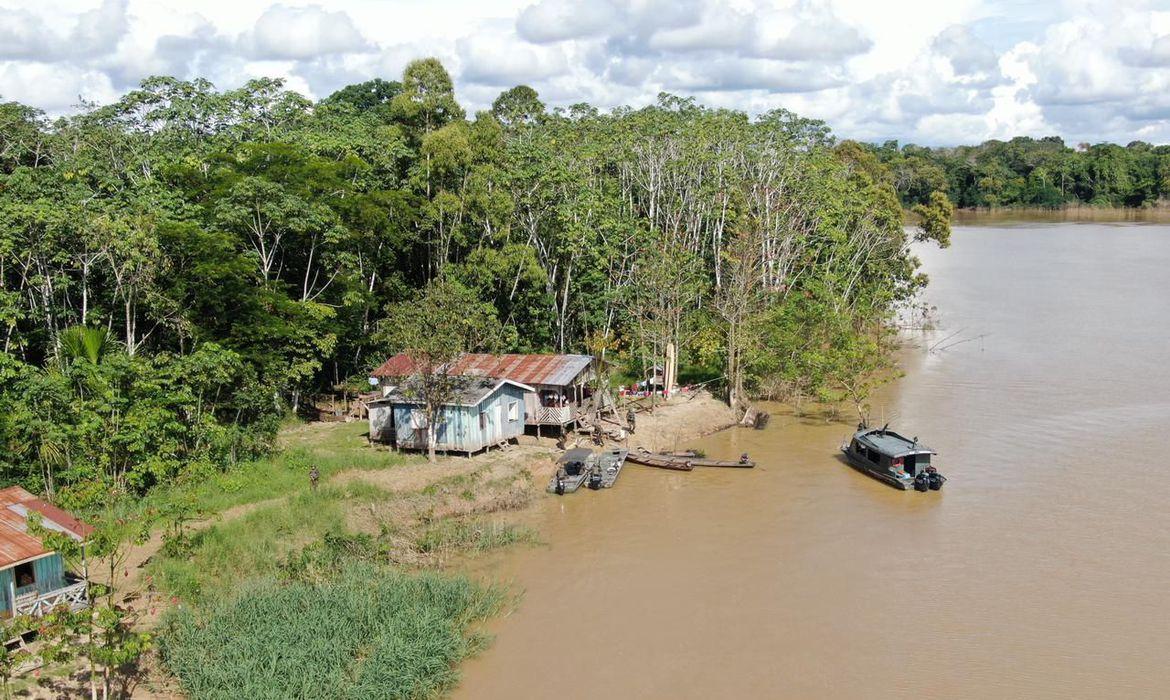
[454,222,1170,699]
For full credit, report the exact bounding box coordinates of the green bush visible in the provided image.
[159,566,504,699]
[415,519,538,555]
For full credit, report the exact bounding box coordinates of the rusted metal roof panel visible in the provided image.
[0,486,94,568]
[371,353,418,377]
[372,353,592,387]
[0,487,33,508]
[0,509,49,568]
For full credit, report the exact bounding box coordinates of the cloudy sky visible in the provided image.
[2,0,1170,145]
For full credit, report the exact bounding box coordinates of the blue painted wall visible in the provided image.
[0,553,68,613]
[390,382,527,452]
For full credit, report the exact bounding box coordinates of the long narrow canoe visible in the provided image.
[692,456,755,468]
[626,450,695,471]
[628,448,756,470]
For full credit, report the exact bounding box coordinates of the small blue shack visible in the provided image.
[0,486,91,619]
[371,377,534,456]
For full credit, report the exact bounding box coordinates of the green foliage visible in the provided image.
[492,85,545,127]
[148,486,376,603]
[868,136,1170,209]
[1,58,944,502]
[913,190,955,248]
[415,519,539,554]
[159,566,504,700]
[57,326,113,365]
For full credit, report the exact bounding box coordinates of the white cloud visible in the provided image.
[0,0,128,60]
[241,4,371,60]
[516,0,620,43]
[0,61,118,110]
[0,0,1169,145]
[458,29,569,85]
[931,24,999,77]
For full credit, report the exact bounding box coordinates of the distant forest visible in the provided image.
[864,137,1170,209]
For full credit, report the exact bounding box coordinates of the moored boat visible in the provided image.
[627,448,755,470]
[626,449,694,471]
[588,448,629,489]
[840,424,945,491]
[548,448,596,494]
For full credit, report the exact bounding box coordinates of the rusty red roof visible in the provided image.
[372,353,592,387]
[0,486,94,568]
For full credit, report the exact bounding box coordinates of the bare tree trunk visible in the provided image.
[426,404,438,463]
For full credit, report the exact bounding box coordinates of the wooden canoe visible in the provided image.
[690,457,755,468]
[625,451,695,471]
[628,448,755,470]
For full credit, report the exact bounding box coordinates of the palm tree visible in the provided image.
[57,325,112,365]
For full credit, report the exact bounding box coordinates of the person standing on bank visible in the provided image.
[309,465,320,491]
[627,408,636,434]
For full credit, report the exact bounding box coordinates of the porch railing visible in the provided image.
[13,580,88,617]
[531,406,572,425]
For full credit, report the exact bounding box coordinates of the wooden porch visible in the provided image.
[10,577,88,618]
[528,405,576,426]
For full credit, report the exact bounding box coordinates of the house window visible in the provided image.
[508,402,519,422]
[14,562,35,590]
[410,409,428,429]
[479,410,487,430]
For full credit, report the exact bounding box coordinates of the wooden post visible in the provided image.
[665,342,676,400]
[81,542,91,607]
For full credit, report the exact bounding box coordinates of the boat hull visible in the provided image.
[547,471,589,494]
[840,448,912,490]
[595,449,628,488]
[626,452,695,471]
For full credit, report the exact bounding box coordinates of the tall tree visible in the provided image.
[377,280,506,462]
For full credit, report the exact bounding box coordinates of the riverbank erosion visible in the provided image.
[19,391,738,698]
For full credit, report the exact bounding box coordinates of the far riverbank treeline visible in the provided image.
[0,58,950,507]
[867,137,1170,209]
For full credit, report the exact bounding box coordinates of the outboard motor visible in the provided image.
[928,471,945,491]
[555,476,565,495]
[589,470,602,490]
[914,472,929,492]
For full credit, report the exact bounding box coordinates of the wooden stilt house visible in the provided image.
[370,353,596,437]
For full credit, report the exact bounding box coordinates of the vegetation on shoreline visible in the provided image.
[1,57,948,508]
[867,136,1170,210]
[0,55,951,696]
[160,566,505,699]
[143,420,539,697]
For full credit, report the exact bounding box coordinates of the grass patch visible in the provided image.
[416,519,539,555]
[159,565,506,700]
[150,482,389,603]
[94,421,420,531]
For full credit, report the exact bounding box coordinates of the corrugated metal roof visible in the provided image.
[0,486,94,568]
[372,353,592,387]
[387,377,535,407]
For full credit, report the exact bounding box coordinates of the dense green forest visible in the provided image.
[0,58,949,508]
[869,137,1170,209]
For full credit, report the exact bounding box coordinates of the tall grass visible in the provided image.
[150,483,388,603]
[159,565,505,700]
[416,519,539,555]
